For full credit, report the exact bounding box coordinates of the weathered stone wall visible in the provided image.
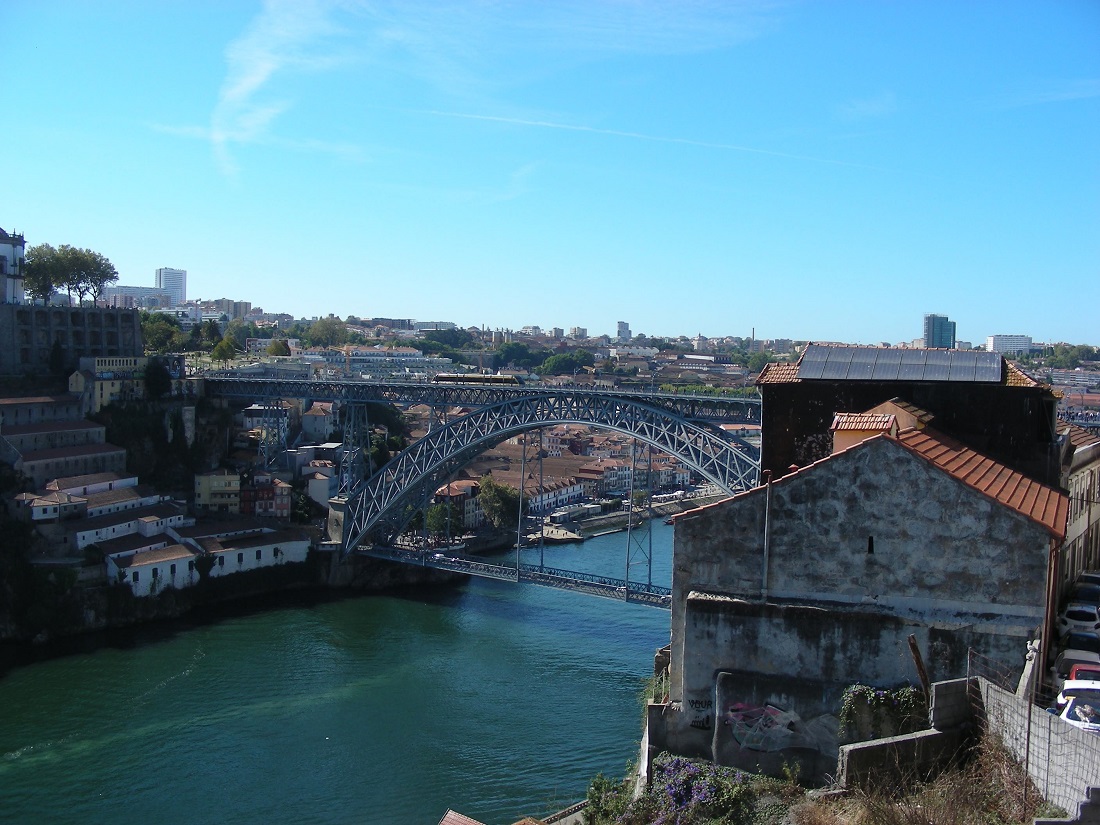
[660,436,1052,780]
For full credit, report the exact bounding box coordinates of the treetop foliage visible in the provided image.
[24,243,118,305]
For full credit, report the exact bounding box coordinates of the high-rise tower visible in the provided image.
[155,267,187,307]
[923,314,956,349]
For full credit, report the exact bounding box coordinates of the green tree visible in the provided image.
[266,339,291,356]
[477,475,523,529]
[144,358,172,400]
[141,312,185,354]
[76,248,119,303]
[202,319,223,347]
[541,349,597,375]
[424,328,475,350]
[747,351,773,373]
[211,338,236,366]
[24,243,64,303]
[224,319,264,349]
[493,341,542,371]
[28,244,119,306]
[306,316,349,348]
[425,503,463,538]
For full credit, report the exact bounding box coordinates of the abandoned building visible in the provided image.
[651,345,1085,783]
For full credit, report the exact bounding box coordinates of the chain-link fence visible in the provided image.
[967,648,1100,817]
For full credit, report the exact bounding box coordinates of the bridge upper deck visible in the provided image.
[202,376,760,423]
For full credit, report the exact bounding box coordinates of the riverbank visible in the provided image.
[0,546,466,648]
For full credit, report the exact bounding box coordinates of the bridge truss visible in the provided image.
[340,390,759,554]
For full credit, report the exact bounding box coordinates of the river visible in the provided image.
[0,521,673,825]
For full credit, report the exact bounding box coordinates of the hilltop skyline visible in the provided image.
[7,1,1099,345]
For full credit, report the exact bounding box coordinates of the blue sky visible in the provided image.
[6,1,1098,345]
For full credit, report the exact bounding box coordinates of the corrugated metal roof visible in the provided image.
[830,412,896,432]
[438,811,485,825]
[894,428,1067,539]
[757,346,1046,389]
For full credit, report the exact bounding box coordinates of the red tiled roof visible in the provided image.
[1004,361,1041,388]
[115,544,196,568]
[869,397,935,425]
[893,428,1067,539]
[755,362,800,384]
[1062,423,1100,451]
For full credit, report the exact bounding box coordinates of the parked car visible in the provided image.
[1069,583,1100,608]
[1059,603,1100,636]
[1057,678,1100,708]
[1052,651,1100,692]
[1063,632,1100,657]
[1057,686,1100,734]
[1069,664,1100,683]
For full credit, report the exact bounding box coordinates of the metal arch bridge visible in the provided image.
[201,375,761,424]
[203,376,760,606]
[336,390,758,551]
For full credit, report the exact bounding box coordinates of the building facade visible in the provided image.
[923,313,956,348]
[0,305,143,376]
[154,267,186,306]
[658,426,1067,782]
[1,227,26,304]
[985,334,1033,356]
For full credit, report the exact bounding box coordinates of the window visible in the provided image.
[170,564,176,576]
[237,552,244,564]
[152,567,158,579]
[188,561,195,572]
[132,571,139,582]
[218,556,224,567]
[256,549,262,560]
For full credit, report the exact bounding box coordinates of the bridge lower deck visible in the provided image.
[353,545,671,608]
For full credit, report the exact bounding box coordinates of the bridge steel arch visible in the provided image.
[341,391,759,555]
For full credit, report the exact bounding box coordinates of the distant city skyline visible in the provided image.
[7,1,1098,345]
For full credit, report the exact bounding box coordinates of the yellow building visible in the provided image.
[194,468,241,514]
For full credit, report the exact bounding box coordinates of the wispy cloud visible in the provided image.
[993,78,1100,109]
[418,109,887,171]
[193,0,784,177]
[209,0,354,177]
[836,92,897,121]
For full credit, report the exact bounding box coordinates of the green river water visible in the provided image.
[0,522,673,825]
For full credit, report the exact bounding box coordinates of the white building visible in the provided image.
[155,267,187,306]
[109,544,199,597]
[200,529,311,578]
[985,334,1033,356]
[1,227,26,304]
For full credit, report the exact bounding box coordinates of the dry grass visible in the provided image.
[788,736,1065,825]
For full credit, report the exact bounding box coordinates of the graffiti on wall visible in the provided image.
[687,696,713,730]
[722,701,810,752]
